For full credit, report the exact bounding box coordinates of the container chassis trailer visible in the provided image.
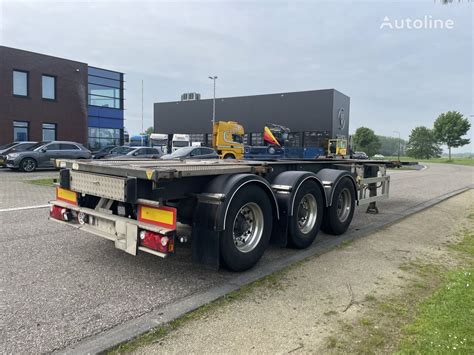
[50,158,390,271]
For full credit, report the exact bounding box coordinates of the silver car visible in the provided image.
[6,141,91,172]
[103,146,162,159]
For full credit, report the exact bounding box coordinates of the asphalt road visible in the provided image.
[0,164,472,353]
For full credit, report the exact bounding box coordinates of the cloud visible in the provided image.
[1,0,472,152]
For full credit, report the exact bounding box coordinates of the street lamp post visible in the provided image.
[393,130,401,161]
[208,76,217,127]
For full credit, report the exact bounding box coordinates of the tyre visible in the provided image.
[20,158,37,172]
[321,178,355,235]
[223,153,235,159]
[220,185,273,271]
[288,180,324,249]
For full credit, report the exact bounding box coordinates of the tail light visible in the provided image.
[139,230,174,253]
[50,205,72,221]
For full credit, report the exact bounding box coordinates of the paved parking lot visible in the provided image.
[0,168,58,209]
[0,164,472,353]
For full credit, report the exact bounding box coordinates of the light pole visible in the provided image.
[393,130,401,161]
[208,76,217,127]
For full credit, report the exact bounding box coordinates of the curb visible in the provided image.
[59,185,472,354]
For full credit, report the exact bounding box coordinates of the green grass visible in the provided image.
[384,156,474,166]
[396,268,474,353]
[396,228,474,354]
[324,221,474,354]
[24,178,57,187]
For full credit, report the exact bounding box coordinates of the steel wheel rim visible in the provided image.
[232,202,264,253]
[297,193,318,234]
[337,188,351,222]
[23,159,35,172]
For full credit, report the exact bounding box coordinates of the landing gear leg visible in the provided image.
[366,183,379,214]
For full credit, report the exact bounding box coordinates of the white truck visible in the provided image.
[171,134,190,152]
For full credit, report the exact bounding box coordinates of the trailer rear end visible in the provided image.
[49,158,390,271]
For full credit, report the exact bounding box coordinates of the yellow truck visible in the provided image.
[212,121,245,159]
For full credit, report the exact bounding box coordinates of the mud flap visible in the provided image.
[191,201,221,269]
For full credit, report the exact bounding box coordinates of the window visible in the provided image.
[87,67,123,109]
[144,148,158,155]
[42,123,56,141]
[42,75,56,100]
[13,121,29,141]
[60,144,79,150]
[45,143,60,151]
[13,70,28,96]
[88,127,121,150]
[88,95,121,109]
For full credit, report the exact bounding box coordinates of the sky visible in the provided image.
[1,0,472,152]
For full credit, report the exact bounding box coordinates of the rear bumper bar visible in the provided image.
[49,200,174,258]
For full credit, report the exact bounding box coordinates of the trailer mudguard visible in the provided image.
[315,169,358,206]
[271,171,326,246]
[191,173,279,269]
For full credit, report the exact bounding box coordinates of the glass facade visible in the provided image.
[42,75,56,100]
[88,127,121,150]
[13,121,29,141]
[13,71,28,96]
[87,67,124,150]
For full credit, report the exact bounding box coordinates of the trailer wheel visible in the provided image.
[288,181,324,249]
[220,185,272,271]
[321,178,355,235]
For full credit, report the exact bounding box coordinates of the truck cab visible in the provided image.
[212,121,245,159]
[150,133,169,154]
[171,134,191,152]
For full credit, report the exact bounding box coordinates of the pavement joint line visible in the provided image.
[57,185,473,355]
[0,204,50,213]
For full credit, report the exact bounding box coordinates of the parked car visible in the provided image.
[161,146,218,160]
[0,141,38,167]
[92,145,118,159]
[103,146,162,159]
[373,154,385,159]
[6,141,91,172]
[351,151,368,160]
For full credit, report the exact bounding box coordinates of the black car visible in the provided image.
[92,145,118,159]
[0,141,38,167]
[161,146,218,160]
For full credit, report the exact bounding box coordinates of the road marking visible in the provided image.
[0,204,50,213]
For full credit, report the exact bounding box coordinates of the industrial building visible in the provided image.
[154,89,350,147]
[0,46,124,149]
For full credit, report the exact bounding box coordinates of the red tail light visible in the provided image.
[139,230,174,253]
[50,205,72,221]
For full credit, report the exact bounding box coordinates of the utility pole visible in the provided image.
[393,130,401,161]
[141,80,144,135]
[208,76,218,128]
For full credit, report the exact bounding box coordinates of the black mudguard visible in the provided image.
[191,173,279,269]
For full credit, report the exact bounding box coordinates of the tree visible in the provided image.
[433,111,471,160]
[377,135,407,156]
[406,126,442,159]
[352,127,381,156]
[144,126,154,136]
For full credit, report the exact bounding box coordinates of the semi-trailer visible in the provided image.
[49,158,390,271]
